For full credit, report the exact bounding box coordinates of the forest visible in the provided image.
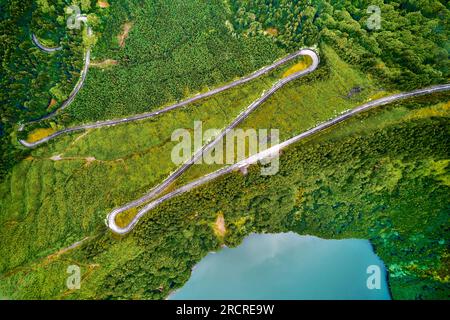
[75,97,450,300]
[0,94,448,299]
[229,0,449,90]
[0,0,448,300]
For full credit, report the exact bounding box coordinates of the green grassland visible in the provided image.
[0,95,448,299]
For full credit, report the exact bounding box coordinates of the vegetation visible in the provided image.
[17,44,384,228]
[0,0,449,300]
[173,44,387,187]
[0,0,102,179]
[229,0,449,90]
[4,0,449,179]
[0,96,448,299]
[0,55,286,275]
[282,59,310,78]
[57,0,284,125]
[26,127,57,143]
[7,0,285,179]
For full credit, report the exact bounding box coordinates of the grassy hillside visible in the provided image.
[0,44,386,267]
[0,95,448,299]
[229,0,449,90]
[174,44,387,187]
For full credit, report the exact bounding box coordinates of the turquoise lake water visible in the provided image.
[169,232,391,300]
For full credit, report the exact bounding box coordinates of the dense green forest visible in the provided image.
[0,95,448,299]
[229,0,449,89]
[60,0,284,123]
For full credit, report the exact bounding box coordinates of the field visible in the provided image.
[1,95,448,299]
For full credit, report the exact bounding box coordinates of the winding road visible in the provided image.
[20,27,92,133]
[22,38,450,235]
[19,48,316,147]
[103,49,319,231]
[32,33,63,52]
[107,82,450,234]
